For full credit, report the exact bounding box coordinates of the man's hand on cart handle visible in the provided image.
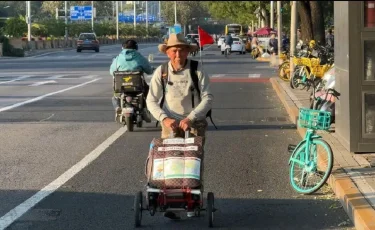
[179,118,192,131]
[163,117,178,131]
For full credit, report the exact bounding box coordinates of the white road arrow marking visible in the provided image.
[29,80,57,86]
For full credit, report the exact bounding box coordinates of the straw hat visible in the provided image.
[158,33,198,54]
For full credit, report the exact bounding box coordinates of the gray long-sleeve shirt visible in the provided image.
[146,60,214,122]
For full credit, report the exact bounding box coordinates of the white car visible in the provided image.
[220,37,246,54]
[217,36,225,48]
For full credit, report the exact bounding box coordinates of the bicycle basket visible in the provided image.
[298,108,331,130]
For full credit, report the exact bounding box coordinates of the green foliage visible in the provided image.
[3,16,27,37]
[161,1,209,25]
[205,1,259,26]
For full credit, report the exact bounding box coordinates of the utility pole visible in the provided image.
[277,1,282,58]
[290,1,297,73]
[158,1,161,21]
[120,1,123,12]
[174,1,177,24]
[116,1,119,40]
[91,1,94,32]
[146,1,148,35]
[270,1,274,29]
[133,1,136,32]
[65,1,68,44]
[27,1,31,42]
[56,8,59,20]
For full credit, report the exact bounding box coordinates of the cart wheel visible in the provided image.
[194,207,201,217]
[207,192,214,228]
[134,191,142,228]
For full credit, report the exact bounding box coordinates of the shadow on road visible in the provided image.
[0,189,354,230]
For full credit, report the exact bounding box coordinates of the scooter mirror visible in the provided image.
[148,54,154,63]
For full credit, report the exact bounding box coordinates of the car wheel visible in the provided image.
[77,49,81,52]
[95,48,99,53]
[221,51,224,55]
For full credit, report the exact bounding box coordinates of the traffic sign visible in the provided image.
[70,6,92,21]
[118,13,158,23]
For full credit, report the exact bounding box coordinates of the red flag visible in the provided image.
[198,26,214,47]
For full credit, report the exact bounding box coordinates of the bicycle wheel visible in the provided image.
[289,138,333,194]
[278,61,290,81]
[290,66,309,89]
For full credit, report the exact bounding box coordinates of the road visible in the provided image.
[0,43,353,230]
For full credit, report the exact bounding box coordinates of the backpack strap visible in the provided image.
[155,62,169,127]
[190,60,218,130]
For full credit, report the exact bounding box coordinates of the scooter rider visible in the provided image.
[224,32,233,52]
[109,40,153,120]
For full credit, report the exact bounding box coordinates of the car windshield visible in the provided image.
[233,38,240,41]
[79,34,96,40]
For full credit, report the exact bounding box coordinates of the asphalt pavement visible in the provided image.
[0,43,354,230]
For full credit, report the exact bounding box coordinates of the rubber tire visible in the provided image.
[278,61,290,82]
[221,51,224,55]
[289,139,333,194]
[136,120,143,128]
[134,191,142,228]
[95,48,99,53]
[77,49,81,52]
[126,116,134,132]
[207,192,214,228]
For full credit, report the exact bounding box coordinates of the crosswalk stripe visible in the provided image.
[0,75,32,85]
[47,75,65,80]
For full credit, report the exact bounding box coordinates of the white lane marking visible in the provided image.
[210,74,225,78]
[0,75,32,85]
[29,80,57,86]
[80,75,98,79]
[0,78,100,113]
[46,75,65,80]
[202,44,214,50]
[0,126,127,230]
[248,74,261,78]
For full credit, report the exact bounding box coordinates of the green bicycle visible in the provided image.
[288,108,334,194]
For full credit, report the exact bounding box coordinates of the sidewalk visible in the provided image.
[270,77,375,230]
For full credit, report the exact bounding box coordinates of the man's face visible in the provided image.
[166,45,189,70]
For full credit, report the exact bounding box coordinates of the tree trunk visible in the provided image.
[297,1,313,43]
[310,1,325,45]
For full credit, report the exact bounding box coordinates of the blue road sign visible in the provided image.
[70,6,92,21]
[118,13,158,23]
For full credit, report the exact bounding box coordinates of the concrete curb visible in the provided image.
[270,77,375,230]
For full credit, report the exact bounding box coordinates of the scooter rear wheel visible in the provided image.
[126,117,134,131]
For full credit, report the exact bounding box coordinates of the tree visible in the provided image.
[161,1,209,26]
[297,1,329,44]
[205,1,259,26]
[3,16,27,37]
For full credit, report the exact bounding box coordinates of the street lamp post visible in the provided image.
[133,1,136,32]
[91,1,94,32]
[174,1,177,24]
[146,1,148,35]
[277,1,282,58]
[116,1,119,40]
[158,1,161,21]
[270,1,274,29]
[65,1,68,44]
[27,1,31,42]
